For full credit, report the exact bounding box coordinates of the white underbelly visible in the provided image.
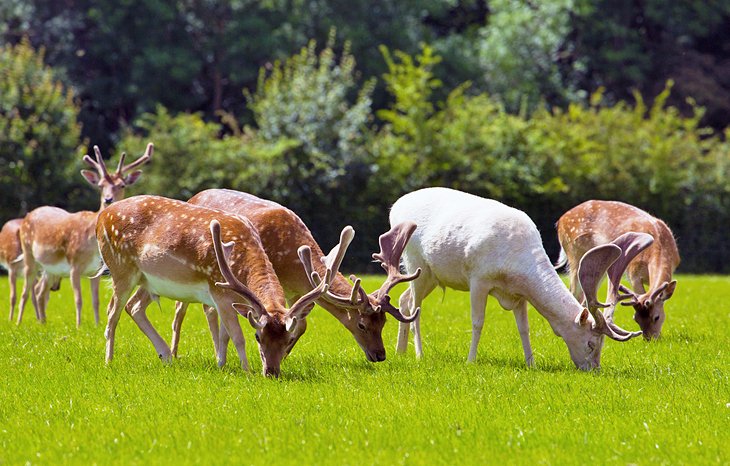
[143,274,214,306]
[41,260,72,277]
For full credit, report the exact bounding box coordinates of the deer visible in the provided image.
[390,187,645,370]
[0,218,24,321]
[96,195,352,377]
[168,189,420,365]
[556,200,680,339]
[16,143,152,327]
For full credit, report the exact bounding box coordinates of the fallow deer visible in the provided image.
[556,200,680,339]
[17,144,152,327]
[0,218,24,320]
[390,187,645,370]
[169,189,420,364]
[96,195,351,377]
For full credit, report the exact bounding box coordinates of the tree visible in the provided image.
[0,39,84,219]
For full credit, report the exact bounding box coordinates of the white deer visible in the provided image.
[390,187,646,370]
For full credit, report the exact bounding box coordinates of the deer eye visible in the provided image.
[653,315,660,322]
[254,333,261,343]
[587,341,596,352]
[357,322,366,331]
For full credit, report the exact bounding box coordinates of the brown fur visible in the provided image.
[557,200,680,338]
[182,189,389,362]
[0,218,24,320]
[97,195,302,377]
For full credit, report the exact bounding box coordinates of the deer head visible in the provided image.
[212,220,352,377]
[564,235,646,370]
[81,143,153,209]
[296,222,421,361]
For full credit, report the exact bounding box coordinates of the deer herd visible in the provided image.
[0,144,680,377]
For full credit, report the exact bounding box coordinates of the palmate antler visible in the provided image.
[370,222,422,323]
[577,233,649,341]
[605,232,654,317]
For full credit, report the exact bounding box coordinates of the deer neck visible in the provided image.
[523,253,583,330]
[234,258,287,312]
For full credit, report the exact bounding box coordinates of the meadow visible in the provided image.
[0,275,727,465]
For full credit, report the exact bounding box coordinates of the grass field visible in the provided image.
[0,274,727,465]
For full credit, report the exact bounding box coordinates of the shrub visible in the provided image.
[0,38,84,218]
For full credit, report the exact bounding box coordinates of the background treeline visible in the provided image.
[1,1,729,272]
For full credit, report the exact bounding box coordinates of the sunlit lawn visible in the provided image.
[0,274,727,464]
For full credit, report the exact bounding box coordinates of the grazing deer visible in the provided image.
[96,195,351,377]
[390,187,644,370]
[556,200,680,339]
[169,189,420,364]
[17,144,152,327]
[0,218,24,320]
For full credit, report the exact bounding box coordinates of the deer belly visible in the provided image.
[39,259,72,277]
[142,273,213,305]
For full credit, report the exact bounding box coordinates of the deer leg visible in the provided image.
[8,264,18,321]
[36,273,54,323]
[215,305,248,372]
[17,260,38,325]
[70,267,84,328]
[396,286,413,354]
[467,284,489,363]
[568,263,585,303]
[217,318,231,367]
[203,305,220,360]
[513,300,533,367]
[125,288,172,362]
[90,276,100,326]
[171,301,189,358]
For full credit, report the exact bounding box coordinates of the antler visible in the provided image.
[605,232,654,316]
[118,142,153,175]
[577,243,642,341]
[287,226,354,328]
[296,228,369,310]
[370,222,422,323]
[210,220,268,328]
[83,146,113,182]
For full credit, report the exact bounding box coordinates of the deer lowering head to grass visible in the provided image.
[17,143,152,327]
[0,218,24,320]
[556,200,680,339]
[170,189,419,364]
[96,195,351,377]
[390,187,644,370]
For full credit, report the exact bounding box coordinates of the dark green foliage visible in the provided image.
[0,39,85,219]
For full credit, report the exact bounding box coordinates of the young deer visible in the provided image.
[0,218,24,320]
[96,195,350,377]
[170,189,419,364]
[390,187,644,370]
[556,200,680,339]
[17,144,152,327]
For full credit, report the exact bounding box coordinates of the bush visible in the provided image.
[0,38,84,218]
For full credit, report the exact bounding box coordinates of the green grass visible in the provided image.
[0,275,727,465]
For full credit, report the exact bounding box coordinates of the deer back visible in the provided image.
[0,218,23,268]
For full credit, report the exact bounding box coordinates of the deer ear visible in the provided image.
[285,316,298,332]
[124,170,143,185]
[80,170,100,186]
[662,280,677,300]
[576,308,590,326]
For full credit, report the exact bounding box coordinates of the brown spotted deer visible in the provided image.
[16,143,152,327]
[169,189,420,364]
[0,218,24,320]
[96,195,351,377]
[556,200,679,339]
[390,188,645,370]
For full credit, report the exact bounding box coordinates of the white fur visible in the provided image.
[390,187,606,370]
